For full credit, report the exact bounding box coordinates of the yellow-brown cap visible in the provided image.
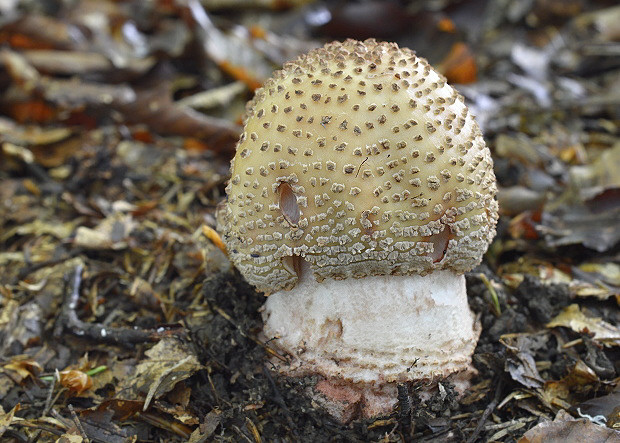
[218,39,498,293]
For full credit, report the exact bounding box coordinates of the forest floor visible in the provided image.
[0,1,619,441]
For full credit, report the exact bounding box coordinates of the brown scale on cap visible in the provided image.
[218,39,498,294]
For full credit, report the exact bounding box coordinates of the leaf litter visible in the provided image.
[0,0,619,441]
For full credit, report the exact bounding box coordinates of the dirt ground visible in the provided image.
[0,1,619,441]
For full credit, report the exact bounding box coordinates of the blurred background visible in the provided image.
[0,1,618,441]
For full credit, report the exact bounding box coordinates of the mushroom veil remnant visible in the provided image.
[218,39,498,422]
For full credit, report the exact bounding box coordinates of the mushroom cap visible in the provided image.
[218,39,498,293]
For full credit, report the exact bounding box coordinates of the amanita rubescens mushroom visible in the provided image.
[218,39,498,422]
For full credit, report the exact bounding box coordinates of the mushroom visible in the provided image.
[218,39,498,422]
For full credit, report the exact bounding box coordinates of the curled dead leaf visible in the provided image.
[3,357,43,380]
[59,369,93,394]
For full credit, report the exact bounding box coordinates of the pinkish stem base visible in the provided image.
[262,267,481,421]
[312,379,397,423]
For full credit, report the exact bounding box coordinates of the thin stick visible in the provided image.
[466,378,504,443]
[55,265,185,346]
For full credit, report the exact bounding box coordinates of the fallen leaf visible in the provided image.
[2,218,76,241]
[58,369,93,395]
[518,409,620,442]
[547,304,620,346]
[0,404,20,438]
[540,143,620,252]
[188,0,271,90]
[438,42,477,84]
[608,406,620,430]
[578,262,620,287]
[78,401,140,442]
[575,391,620,421]
[3,357,43,380]
[119,338,202,410]
[188,410,221,443]
[539,360,599,411]
[500,334,546,389]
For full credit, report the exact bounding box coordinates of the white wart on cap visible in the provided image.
[218,39,498,422]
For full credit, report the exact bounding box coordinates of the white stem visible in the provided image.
[262,265,480,385]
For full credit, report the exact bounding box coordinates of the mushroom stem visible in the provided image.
[262,261,480,420]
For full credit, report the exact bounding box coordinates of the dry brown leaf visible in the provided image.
[547,304,620,346]
[78,400,141,442]
[58,369,93,395]
[576,391,620,423]
[0,302,44,358]
[579,263,620,286]
[188,0,275,89]
[541,143,620,252]
[438,42,477,84]
[539,360,599,411]
[518,409,620,442]
[0,404,20,439]
[500,334,547,389]
[83,399,144,422]
[119,338,202,410]
[609,406,620,431]
[3,357,43,380]
[187,410,222,442]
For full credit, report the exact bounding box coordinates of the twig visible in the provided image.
[42,374,57,417]
[207,372,221,407]
[68,405,88,440]
[54,265,185,346]
[232,425,254,443]
[466,378,504,443]
[48,408,72,431]
[262,366,297,436]
[9,419,65,437]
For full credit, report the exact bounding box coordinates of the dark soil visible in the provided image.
[1,1,619,441]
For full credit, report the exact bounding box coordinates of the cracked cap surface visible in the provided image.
[218,39,498,293]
